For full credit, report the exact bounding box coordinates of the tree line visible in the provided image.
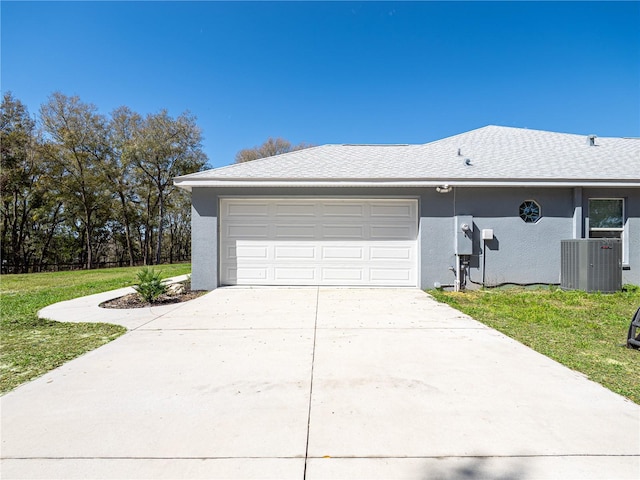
[0,92,209,273]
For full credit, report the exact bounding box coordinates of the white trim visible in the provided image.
[175,179,640,191]
[572,187,583,239]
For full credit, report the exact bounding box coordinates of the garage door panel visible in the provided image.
[275,203,316,217]
[223,267,238,283]
[274,267,317,281]
[322,224,365,238]
[220,198,417,286]
[370,224,414,240]
[235,268,269,281]
[370,246,412,260]
[321,203,364,217]
[274,224,317,238]
[274,245,316,260]
[223,266,270,283]
[227,224,269,238]
[322,245,364,260]
[321,268,364,281]
[228,245,269,259]
[370,268,412,281]
[225,202,269,217]
[370,203,414,218]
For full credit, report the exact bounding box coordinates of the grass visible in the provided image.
[0,264,191,394]
[429,286,640,404]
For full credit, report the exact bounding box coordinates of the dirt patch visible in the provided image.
[100,290,207,309]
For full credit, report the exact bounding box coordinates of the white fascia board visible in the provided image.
[174,179,640,191]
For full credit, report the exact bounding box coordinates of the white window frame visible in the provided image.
[587,198,628,266]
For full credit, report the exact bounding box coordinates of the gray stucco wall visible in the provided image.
[422,187,640,289]
[191,188,219,290]
[426,187,575,288]
[189,186,639,291]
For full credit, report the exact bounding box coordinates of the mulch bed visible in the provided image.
[100,290,207,309]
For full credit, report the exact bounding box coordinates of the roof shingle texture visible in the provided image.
[180,126,640,182]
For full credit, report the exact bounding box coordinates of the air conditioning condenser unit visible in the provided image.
[560,239,622,293]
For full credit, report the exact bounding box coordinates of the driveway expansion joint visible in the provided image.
[303,286,320,480]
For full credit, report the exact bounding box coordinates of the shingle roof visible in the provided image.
[175,126,640,188]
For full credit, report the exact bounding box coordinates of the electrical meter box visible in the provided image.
[454,215,473,255]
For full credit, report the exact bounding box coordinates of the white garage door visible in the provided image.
[219,198,418,286]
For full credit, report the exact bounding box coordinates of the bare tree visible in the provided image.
[235,137,313,163]
[131,110,208,264]
[39,92,111,269]
[0,92,58,272]
[107,106,143,266]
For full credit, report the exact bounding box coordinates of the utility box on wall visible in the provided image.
[454,215,473,255]
[561,239,622,293]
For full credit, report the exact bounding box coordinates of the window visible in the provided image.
[519,200,541,223]
[588,198,628,266]
[588,199,624,239]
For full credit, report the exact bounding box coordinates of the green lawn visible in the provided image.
[429,287,640,404]
[0,264,191,394]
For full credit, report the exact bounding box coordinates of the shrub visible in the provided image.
[133,267,167,303]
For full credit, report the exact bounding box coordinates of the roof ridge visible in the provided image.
[422,125,623,142]
[192,143,331,175]
[341,143,412,147]
[484,124,605,139]
[418,125,497,147]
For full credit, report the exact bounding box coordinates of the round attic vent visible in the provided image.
[519,200,541,223]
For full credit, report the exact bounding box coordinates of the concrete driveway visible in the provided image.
[1,287,639,479]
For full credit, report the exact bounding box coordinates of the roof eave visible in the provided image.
[174,178,640,191]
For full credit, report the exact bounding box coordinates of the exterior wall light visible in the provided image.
[436,184,452,193]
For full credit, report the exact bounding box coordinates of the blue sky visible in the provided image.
[2,1,639,168]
